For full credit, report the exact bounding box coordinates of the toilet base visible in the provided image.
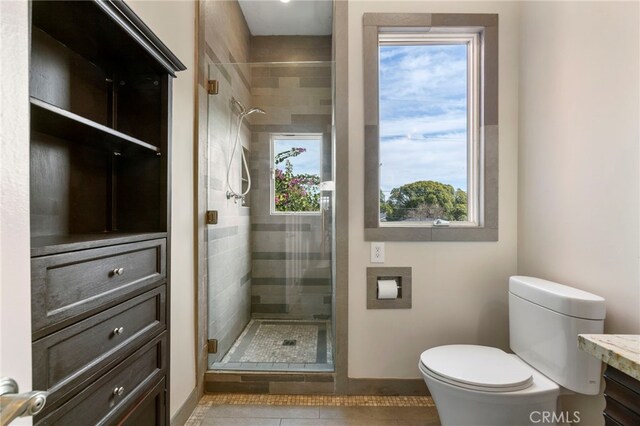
[421,359,560,426]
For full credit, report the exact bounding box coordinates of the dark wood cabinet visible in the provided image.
[34,334,167,426]
[29,1,185,424]
[603,366,640,426]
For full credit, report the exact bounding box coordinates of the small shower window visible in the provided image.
[271,134,322,214]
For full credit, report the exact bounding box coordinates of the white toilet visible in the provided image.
[419,276,606,426]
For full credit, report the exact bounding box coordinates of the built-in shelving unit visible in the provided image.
[29,1,185,424]
[30,98,160,155]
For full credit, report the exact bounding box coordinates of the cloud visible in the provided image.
[380,133,467,192]
[378,44,469,192]
[380,111,467,139]
[380,45,467,102]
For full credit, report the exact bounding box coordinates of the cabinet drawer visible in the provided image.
[605,395,640,426]
[32,238,165,335]
[35,333,166,426]
[120,377,166,426]
[33,286,165,409]
[605,375,640,417]
[604,413,624,426]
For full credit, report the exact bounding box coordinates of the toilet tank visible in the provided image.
[509,276,606,395]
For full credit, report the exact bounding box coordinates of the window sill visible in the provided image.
[271,212,322,216]
[380,221,479,228]
[364,226,498,242]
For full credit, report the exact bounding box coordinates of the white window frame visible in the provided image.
[270,133,323,216]
[378,31,481,227]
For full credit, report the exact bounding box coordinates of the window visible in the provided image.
[363,13,498,241]
[271,134,322,214]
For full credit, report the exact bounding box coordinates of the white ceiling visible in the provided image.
[238,0,333,36]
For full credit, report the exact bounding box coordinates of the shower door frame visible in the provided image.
[193,0,348,395]
[199,55,338,387]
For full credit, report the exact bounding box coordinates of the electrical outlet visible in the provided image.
[370,242,385,263]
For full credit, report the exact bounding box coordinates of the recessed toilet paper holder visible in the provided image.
[366,267,412,309]
[377,276,402,299]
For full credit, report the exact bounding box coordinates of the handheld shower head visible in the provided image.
[231,97,246,114]
[243,107,266,117]
[231,98,265,117]
[226,104,264,202]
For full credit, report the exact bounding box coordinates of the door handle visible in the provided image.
[0,378,48,426]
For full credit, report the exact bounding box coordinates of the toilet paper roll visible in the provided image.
[377,279,399,300]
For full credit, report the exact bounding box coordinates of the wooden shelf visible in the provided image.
[30,98,160,155]
[31,0,185,78]
[31,232,167,257]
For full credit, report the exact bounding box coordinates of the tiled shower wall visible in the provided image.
[200,0,253,363]
[199,1,334,364]
[248,36,333,320]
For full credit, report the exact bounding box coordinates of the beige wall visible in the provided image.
[0,2,33,419]
[347,1,520,379]
[518,0,640,335]
[518,3,639,424]
[127,1,197,419]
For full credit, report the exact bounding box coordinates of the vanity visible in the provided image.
[578,335,640,426]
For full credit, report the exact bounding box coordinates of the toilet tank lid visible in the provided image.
[509,276,606,320]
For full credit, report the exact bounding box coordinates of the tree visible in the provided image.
[383,180,467,221]
[451,189,467,221]
[379,190,392,218]
[274,147,320,212]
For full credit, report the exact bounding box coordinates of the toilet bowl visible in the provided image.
[419,345,559,426]
[419,276,606,426]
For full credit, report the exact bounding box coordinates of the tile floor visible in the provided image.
[212,320,333,372]
[186,394,440,426]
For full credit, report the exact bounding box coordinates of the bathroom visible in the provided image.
[0,1,638,426]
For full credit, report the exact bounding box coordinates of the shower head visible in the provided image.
[231,97,246,114]
[242,107,266,117]
[231,98,265,117]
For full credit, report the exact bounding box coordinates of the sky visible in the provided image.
[379,43,468,195]
[274,138,321,176]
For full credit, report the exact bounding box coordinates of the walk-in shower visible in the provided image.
[225,98,265,201]
[201,3,336,374]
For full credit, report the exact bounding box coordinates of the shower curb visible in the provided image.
[205,370,335,394]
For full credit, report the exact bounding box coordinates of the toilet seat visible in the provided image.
[419,345,534,392]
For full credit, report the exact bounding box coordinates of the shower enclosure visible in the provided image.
[204,51,336,373]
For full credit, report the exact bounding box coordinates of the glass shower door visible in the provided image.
[205,60,335,372]
[205,60,253,367]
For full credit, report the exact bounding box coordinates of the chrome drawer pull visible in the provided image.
[112,387,124,397]
[112,267,124,276]
[113,327,124,336]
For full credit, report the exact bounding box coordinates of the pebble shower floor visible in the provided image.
[211,319,333,372]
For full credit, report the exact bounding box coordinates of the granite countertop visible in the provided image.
[578,334,640,380]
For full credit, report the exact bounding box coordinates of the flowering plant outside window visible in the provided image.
[274,147,321,212]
